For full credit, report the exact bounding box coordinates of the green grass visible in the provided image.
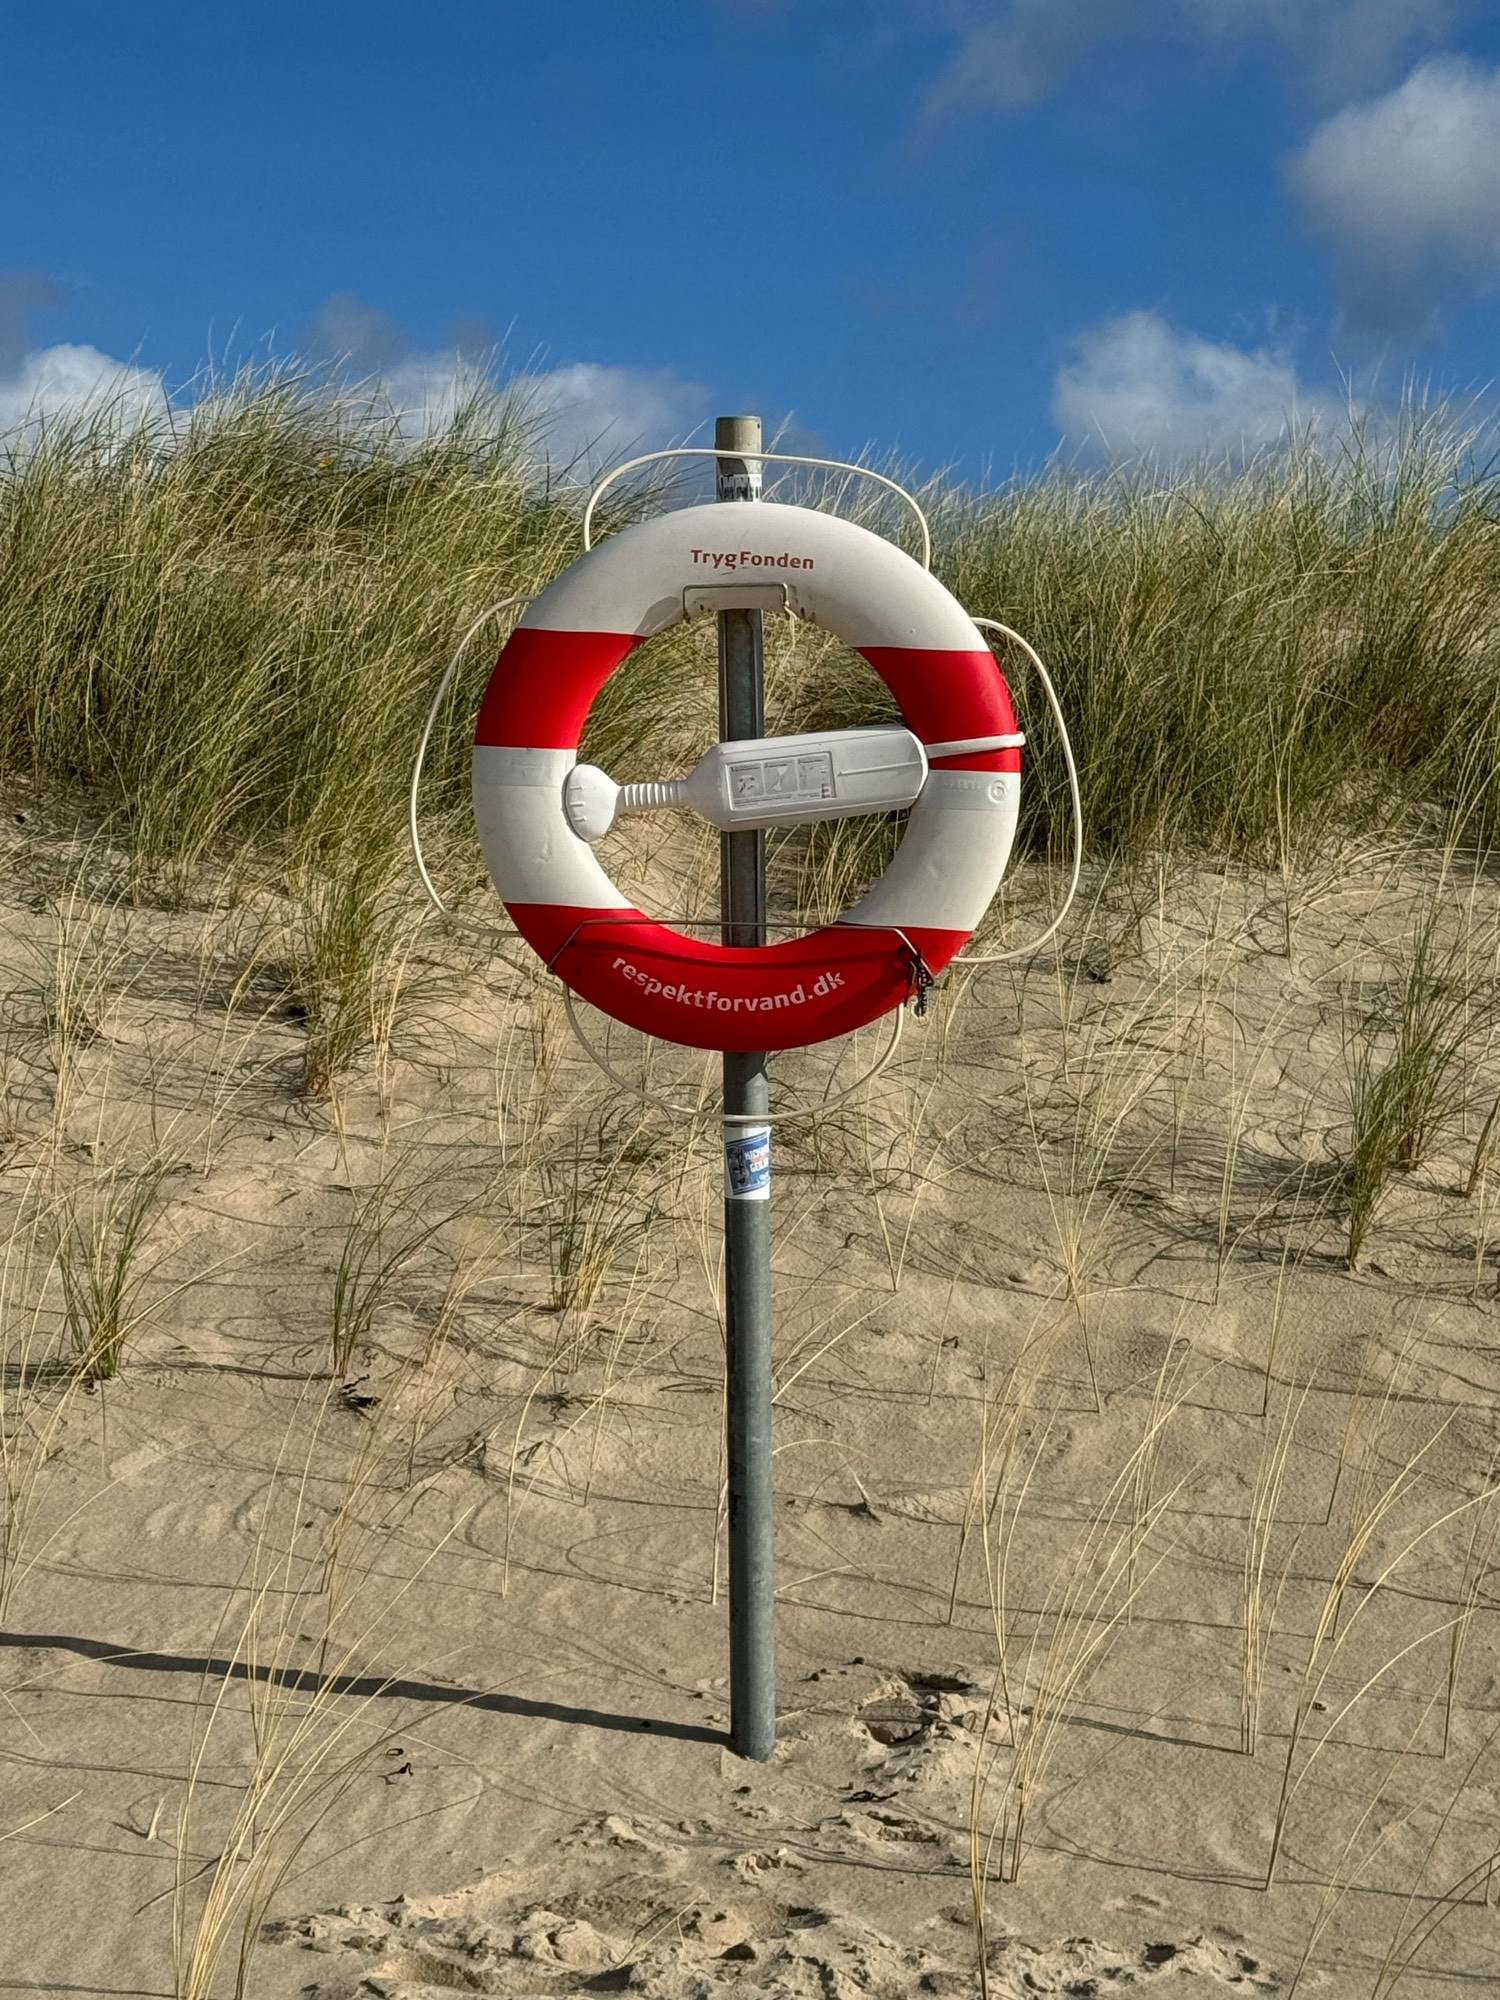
[1343,882,1497,1267]
[56,1157,171,1380]
[946,410,1500,864]
[2,372,1498,898]
[0,367,578,897]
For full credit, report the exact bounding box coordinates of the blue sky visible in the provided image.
[3,1,1500,477]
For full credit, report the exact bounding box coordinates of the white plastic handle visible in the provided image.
[562,725,929,841]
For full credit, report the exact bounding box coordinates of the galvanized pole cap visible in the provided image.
[715,414,763,503]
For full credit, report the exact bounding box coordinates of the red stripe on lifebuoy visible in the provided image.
[506,903,967,1052]
[475,628,639,748]
[857,646,1018,748]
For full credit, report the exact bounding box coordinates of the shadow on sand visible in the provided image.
[0,1627,725,1746]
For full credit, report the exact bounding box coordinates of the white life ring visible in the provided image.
[472,501,1020,1051]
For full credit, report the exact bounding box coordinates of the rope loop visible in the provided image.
[581,446,932,570]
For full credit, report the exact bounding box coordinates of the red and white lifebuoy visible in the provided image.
[472,501,1020,1052]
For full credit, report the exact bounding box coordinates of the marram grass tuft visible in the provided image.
[2,375,1498,897]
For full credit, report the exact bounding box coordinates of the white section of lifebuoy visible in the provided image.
[514,501,980,649]
[843,771,1021,935]
[472,746,626,911]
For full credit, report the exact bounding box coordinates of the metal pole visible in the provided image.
[715,414,776,1761]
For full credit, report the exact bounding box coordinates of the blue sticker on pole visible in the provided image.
[725,1124,771,1201]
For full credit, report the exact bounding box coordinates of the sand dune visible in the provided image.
[4,816,1500,1997]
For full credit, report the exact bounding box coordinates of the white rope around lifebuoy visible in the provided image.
[952,617,1082,967]
[582,446,933,570]
[562,982,906,1124]
[410,593,533,941]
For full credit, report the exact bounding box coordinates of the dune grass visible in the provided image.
[944,407,1500,866]
[1,376,1497,905]
[1343,876,1499,1266]
[0,370,578,901]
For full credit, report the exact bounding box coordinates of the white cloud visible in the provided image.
[1052,309,1347,461]
[1184,0,1458,90]
[1286,56,1500,315]
[0,281,709,477]
[921,0,1103,118]
[298,289,708,471]
[919,0,1455,121]
[0,338,705,474]
[356,352,708,472]
[506,361,710,473]
[304,290,409,373]
[0,342,169,442]
[373,352,485,437]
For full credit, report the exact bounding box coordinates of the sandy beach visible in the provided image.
[4,802,1499,1999]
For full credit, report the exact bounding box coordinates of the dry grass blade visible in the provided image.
[1442,1461,1500,1759]
[1285,1695,1442,1996]
[1342,886,1496,1268]
[56,1156,173,1380]
[171,1386,472,2000]
[1021,961,1174,1410]
[329,1160,474,1383]
[285,861,457,1103]
[21,870,135,1160]
[1262,1410,1486,1888]
[1242,1379,1309,1756]
[972,1361,1198,1898]
[537,1103,666,1357]
[0,1169,79,1625]
[1368,1719,1500,1999]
